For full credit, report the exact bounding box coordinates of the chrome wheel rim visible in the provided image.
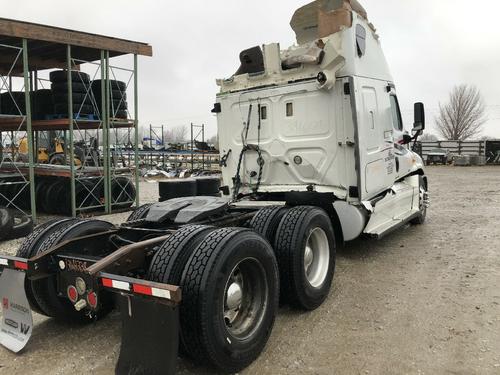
[223,258,268,340]
[304,228,330,288]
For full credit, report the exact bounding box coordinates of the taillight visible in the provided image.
[87,291,98,309]
[67,285,78,303]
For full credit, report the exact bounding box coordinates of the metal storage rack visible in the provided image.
[0,18,152,222]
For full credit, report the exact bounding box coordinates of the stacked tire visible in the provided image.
[0,89,53,119]
[32,89,54,120]
[0,177,31,210]
[0,91,26,115]
[34,176,136,215]
[91,79,128,119]
[50,70,95,116]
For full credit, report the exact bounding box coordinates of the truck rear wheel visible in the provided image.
[148,225,215,286]
[180,228,279,373]
[147,225,215,355]
[16,219,76,316]
[30,219,114,323]
[249,205,289,245]
[274,206,336,310]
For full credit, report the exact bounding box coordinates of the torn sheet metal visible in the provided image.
[281,40,325,69]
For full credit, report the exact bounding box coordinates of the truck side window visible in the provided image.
[389,95,403,131]
[356,25,366,57]
[286,102,293,117]
[260,105,267,120]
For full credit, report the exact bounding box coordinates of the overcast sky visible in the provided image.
[4,0,500,139]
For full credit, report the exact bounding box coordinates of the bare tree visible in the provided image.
[165,125,188,143]
[480,135,495,141]
[435,84,487,141]
[418,133,438,142]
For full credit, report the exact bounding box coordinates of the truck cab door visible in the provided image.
[352,77,396,200]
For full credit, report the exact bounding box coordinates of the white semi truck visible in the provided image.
[0,1,429,374]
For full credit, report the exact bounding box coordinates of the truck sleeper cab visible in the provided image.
[0,1,429,374]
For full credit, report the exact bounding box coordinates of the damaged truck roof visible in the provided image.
[291,0,368,44]
[216,0,379,94]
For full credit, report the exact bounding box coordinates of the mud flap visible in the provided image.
[115,295,179,375]
[0,268,33,353]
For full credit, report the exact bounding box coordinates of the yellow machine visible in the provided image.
[18,137,82,166]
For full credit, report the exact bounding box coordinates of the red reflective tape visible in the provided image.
[133,284,152,296]
[14,261,28,270]
[101,278,113,288]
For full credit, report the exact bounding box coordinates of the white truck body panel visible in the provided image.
[215,3,427,241]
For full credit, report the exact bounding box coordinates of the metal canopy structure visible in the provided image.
[0,17,152,222]
[0,18,152,74]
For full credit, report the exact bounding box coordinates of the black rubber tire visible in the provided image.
[51,82,89,94]
[50,70,91,84]
[180,228,279,373]
[16,219,75,315]
[0,180,7,206]
[274,206,336,310]
[76,179,102,212]
[91,79,127,92]
[7,210,34,240]
[109,100,128,110]
[38,179,57,213]
[126,203,153,222]
[159,179,197,201]
[53,93,94,105]
[53,103,94,115]
[94,91,127,102]
[411,176,428,225]
[31,219,114,323]
[112,109,128,119]
[44,179,67,214]
[48,154,66,166]
[0,91,26,115]
[32,89,54,120]
[111,176,136,209]
[148,225,215,287]
[50,179,70,215]
[35,178,52,210]
[249,205,289,245]
[5,182,29,210]
[0,208,13,240]
[195,177,221,196]
[147,225,215,355]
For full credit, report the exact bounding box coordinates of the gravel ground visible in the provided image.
[1,166,500,375]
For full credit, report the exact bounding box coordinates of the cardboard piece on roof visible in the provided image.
[291,0,368,44]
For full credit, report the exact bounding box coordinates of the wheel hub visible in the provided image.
[226,282,243,310]
[222,259,268,340]
[304,228,330,288]
[304,246,314,272]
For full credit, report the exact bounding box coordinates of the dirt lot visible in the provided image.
[0,166,499,375]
